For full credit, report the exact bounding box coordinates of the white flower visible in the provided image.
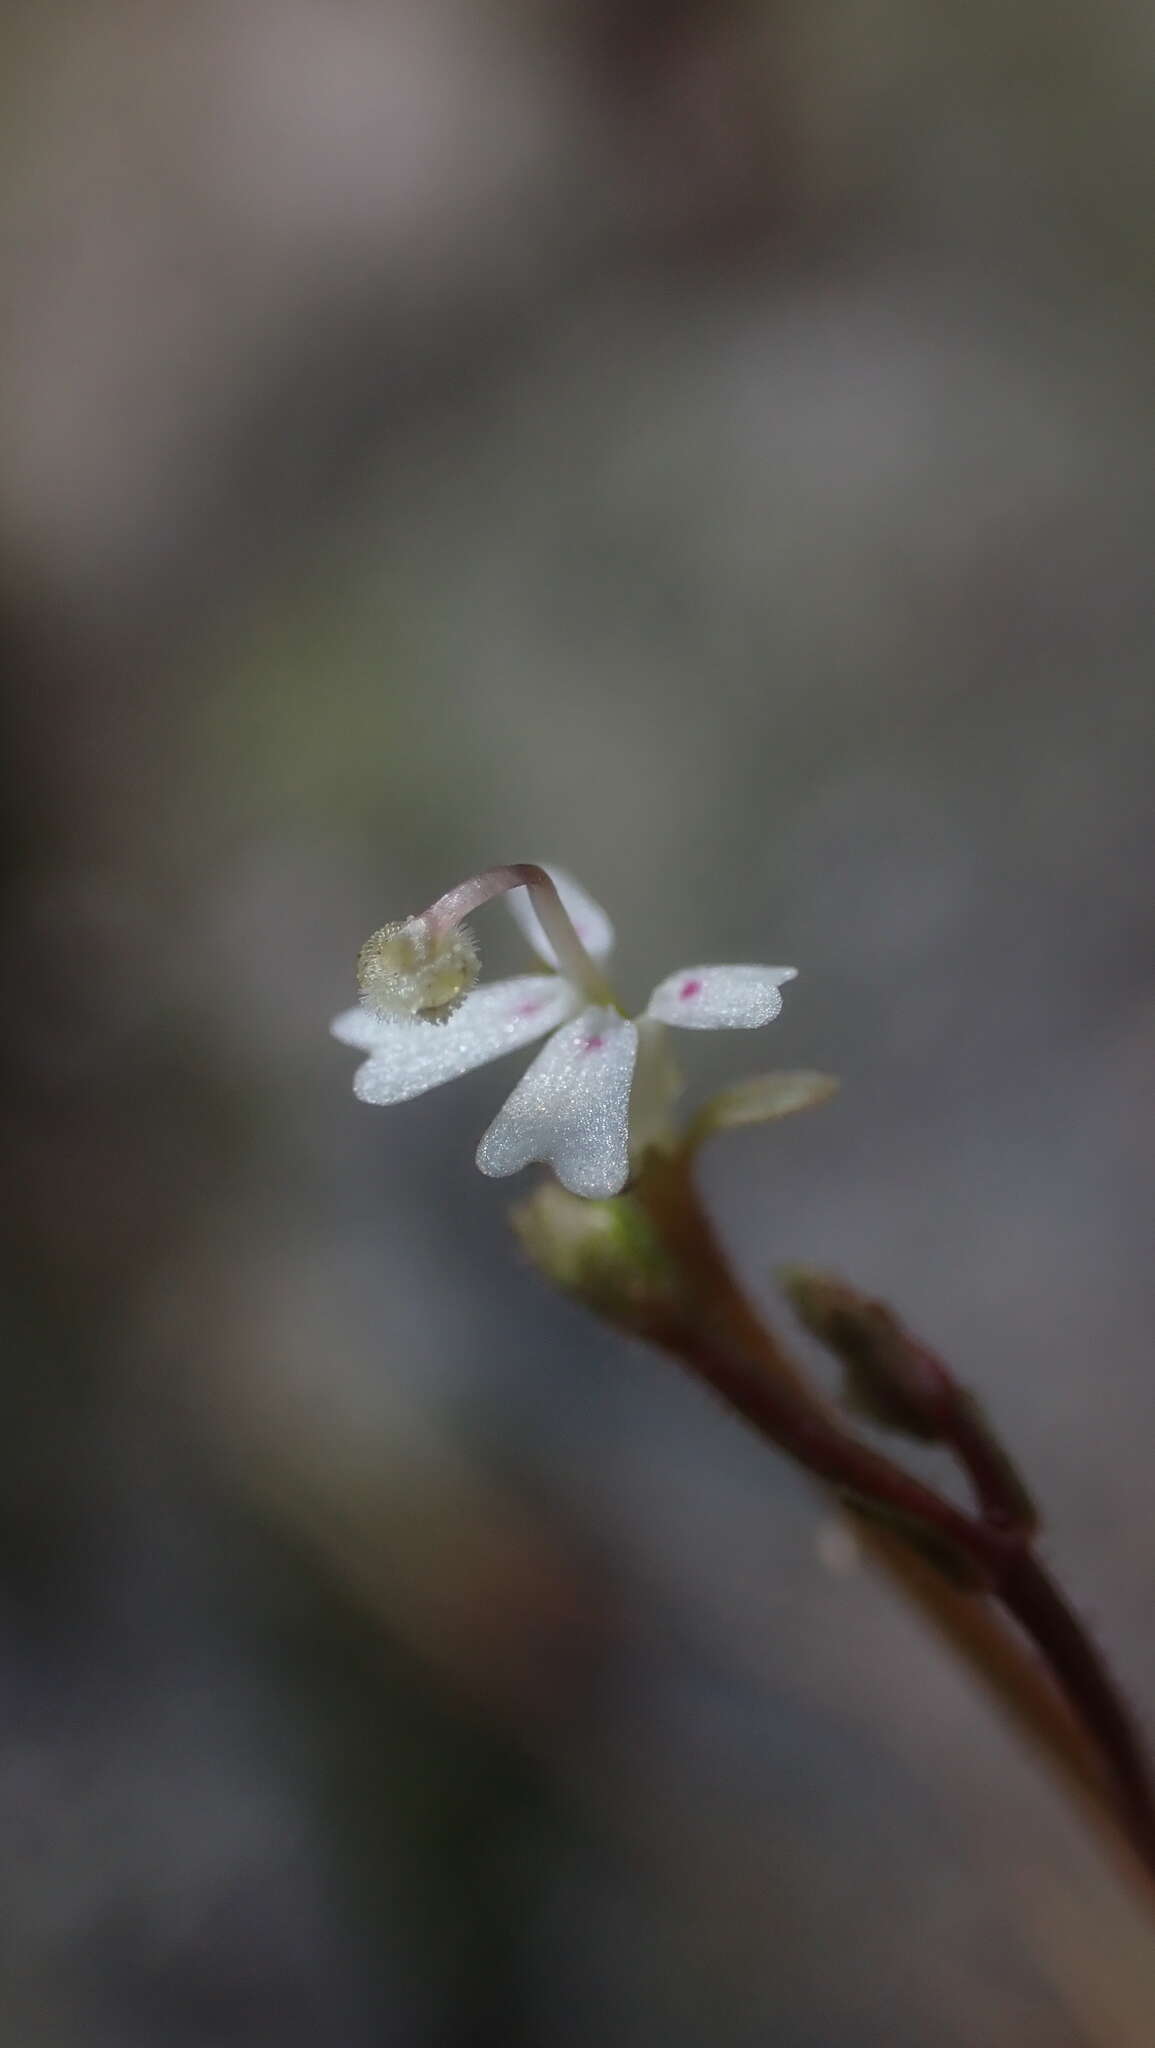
[332,866,795,1200]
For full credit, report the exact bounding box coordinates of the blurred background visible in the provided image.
[4,2,1155,2041]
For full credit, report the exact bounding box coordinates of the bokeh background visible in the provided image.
[4,3,1155,2042]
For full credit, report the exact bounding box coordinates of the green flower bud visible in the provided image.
[511,1179,682,1336]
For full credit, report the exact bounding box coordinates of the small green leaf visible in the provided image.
[688,1071,839,1148]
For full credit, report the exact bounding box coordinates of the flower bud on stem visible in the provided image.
[780,1267,1037,1534]
[516,1145,1155,1894]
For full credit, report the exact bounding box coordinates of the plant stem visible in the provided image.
[631,1152,1155,1885]
[998,1549,1155,1872]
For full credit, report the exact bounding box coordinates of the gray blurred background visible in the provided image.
[4,3,1155,2042]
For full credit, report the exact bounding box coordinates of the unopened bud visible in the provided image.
[511,1180,681,1336]
[781,1267,951,1440]
[781,1267,1037,1531]
[356,917,479,1024]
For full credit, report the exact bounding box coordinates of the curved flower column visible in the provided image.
[333,864,795,1198]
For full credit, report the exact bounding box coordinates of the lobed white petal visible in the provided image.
[335,976,576,1104]
[506,865,615,967]
[645,964,797,1031]
[476,1007,637,1198]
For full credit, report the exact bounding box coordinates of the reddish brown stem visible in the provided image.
[679,1319,1155,1869]
[895,1329,1037,1534]
[632,1154,1155,1880]
[998,1549,1155,1871]
[665,1321,1006,1580]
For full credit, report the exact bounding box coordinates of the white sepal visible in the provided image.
[627,1017,682,1161]
[340,976,575,1105]
[506,866,615,968]
[476,1007,637,1198]
[645,963,797,1030]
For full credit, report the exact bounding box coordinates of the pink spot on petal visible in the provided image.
[582,1033,605,1053]
[679,978,703,1000]
[513,998,544,1018]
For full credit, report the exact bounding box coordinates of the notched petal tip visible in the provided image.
[645,964,797,1030]
[476,1008,637,1198]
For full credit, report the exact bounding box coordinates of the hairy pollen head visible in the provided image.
[356,916,480,1024]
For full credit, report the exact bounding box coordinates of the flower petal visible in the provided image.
[336,976,576,1104]
[330,1006,394,1051]
[645,964,797,1030]
[476,1007,637,1198]
[506,866,615,967]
